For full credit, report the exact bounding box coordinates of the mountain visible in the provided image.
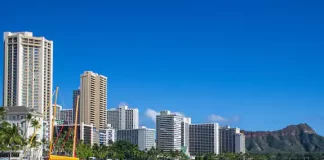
[242,123,324,153]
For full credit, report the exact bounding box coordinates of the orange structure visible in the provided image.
[48,87,80,160]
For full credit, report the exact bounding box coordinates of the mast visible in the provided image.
[49,86,59,157]
[72,95,79,157]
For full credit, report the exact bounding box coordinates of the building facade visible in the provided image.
[156,110,182,151]
[72,89,80,123]
[60,109,74,124]
[107,104,139,131]
[181,117,191,153]
[189,123,219,156]
[80,71,107,129]
[5,106,44,159]
[99,126,115,146]
[117,127,155,151]
[3,32,53,140]
[235,133,246,153]
[219,126,240,153]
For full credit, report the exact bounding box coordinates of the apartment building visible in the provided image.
[156,110,182,151]
[189,123,219,156]
[99,124,116,145]
[107,104,139,130]
[219,126,240,153]
[60,109,74,124]
[117,126,155,151]
[235,133,246,153]
[80,71,107,130]
[3,32,53,140]
[181,117,191,153]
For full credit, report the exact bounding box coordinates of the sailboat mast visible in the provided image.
[49,86,59,157]
[72,95,79,157]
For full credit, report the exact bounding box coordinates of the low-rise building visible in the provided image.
[99,124,116,145]
[4,106,43,160]
[117,126,155,150]
[189,123,219,156]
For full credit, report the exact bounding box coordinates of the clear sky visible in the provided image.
[1,0,324,134]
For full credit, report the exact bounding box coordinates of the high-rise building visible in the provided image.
[181,117,191,153]
[80,71,107,130]
[189,123,219,156]
[219,126,240,153]
[3,32,53,140]
[117,126,155,151]
[235,133,245,154]
[60,109,74,124]
[107,104,139,130]
[156,110,182,151]
[72,89,80,123]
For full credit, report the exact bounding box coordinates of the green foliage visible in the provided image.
[76,140,92,159]
[0,107,46,159]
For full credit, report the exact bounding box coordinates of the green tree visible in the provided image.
[92,143,100,158]
[0,121,11,153]
[76,141,92,160]
[148,147,159,160]
[97,144,109,160]
[7,124,25,158]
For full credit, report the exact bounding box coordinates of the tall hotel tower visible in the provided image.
[80,71,107,130]
[3,32,53,139]
[156,110,182,151]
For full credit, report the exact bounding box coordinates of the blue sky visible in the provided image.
[1,0,324,134]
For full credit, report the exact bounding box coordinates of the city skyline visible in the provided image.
[1,0,324,135]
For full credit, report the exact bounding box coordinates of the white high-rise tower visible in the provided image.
[3,32,53,140]
[156,110,182,151]
[107,104,139,131]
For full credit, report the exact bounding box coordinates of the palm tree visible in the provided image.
[0,121,11,154]
[22,114,33,137]
[28,135,41,159]
[7,124,25,158]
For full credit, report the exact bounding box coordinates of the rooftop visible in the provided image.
[3,106,41,115]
